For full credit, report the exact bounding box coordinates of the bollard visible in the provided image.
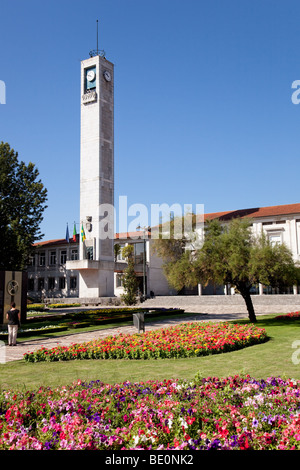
[133,313,145,333]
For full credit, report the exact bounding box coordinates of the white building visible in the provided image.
[27,202,300,301]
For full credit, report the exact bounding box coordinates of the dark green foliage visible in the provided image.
[0,142,48,270]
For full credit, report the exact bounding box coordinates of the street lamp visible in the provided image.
[136,225,149,300]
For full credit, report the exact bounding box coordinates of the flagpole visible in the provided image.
[66,223,70,243]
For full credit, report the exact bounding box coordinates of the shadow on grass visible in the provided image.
[226,313,300,328]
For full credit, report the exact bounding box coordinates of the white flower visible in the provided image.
[167,419,173,429]
[178,417,188,429]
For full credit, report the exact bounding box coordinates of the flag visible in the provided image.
[81,224,86,242]
[65,224,70,243]
[73,223,77,242]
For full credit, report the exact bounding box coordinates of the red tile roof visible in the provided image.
[115,231,151,240]
[203,203,300,222]
[33,236,79,247]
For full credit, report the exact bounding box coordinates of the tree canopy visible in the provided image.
[0,142,48,270]
[152,216,300,322]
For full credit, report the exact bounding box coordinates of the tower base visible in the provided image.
[66,260,114,297]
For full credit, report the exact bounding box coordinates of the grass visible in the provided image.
[1,314,300,391]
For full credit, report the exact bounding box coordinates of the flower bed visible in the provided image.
[1,375,300,450]
[275,312,300,320]
[23,322,268,362]
[0,325,68,338]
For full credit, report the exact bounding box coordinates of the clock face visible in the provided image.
[87,70,96,82]
[85,67,96,90]
[103,70,111,82]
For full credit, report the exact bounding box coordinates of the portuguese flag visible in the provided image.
[73,223,77,242]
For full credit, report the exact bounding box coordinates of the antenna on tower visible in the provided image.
[89,19,106,58]
[96,19,99,54]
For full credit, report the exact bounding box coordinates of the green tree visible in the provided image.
[197,218,299,322]
[0,142,48,270]
[114,243,121,262]
[121,244,138,305]
[154,217,299,323]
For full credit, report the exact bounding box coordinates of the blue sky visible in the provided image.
[1,0,300,241]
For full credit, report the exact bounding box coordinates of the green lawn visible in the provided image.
[1,315,300,391]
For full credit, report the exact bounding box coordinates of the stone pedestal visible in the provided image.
[0,271,27,326]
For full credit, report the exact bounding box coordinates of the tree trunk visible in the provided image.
[240,287,257,323]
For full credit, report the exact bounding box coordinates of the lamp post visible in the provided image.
[136,225,149,300]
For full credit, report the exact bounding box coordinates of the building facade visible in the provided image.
[27,231,173,301]
[27,237,80,301]
[27,203,300,301]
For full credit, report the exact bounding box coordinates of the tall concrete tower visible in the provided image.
[67,52,115,298]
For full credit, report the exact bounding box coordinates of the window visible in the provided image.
[28,278,34,291]
[268,233,282,246]
[48,277,55,290]
[70,277,77,289]
[39,252,45,266]
[38,278,44,290]
[50,251,56,265]
[71,249,78,260]
[116,244,126,261]
[86,246,93,260]
[134,243,145,264]
[28,255,35,266]
[60,250,67,264]
[116,274,124,288]
[59,277,66,289]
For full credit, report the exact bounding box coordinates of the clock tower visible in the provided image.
[67,52,115,298]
